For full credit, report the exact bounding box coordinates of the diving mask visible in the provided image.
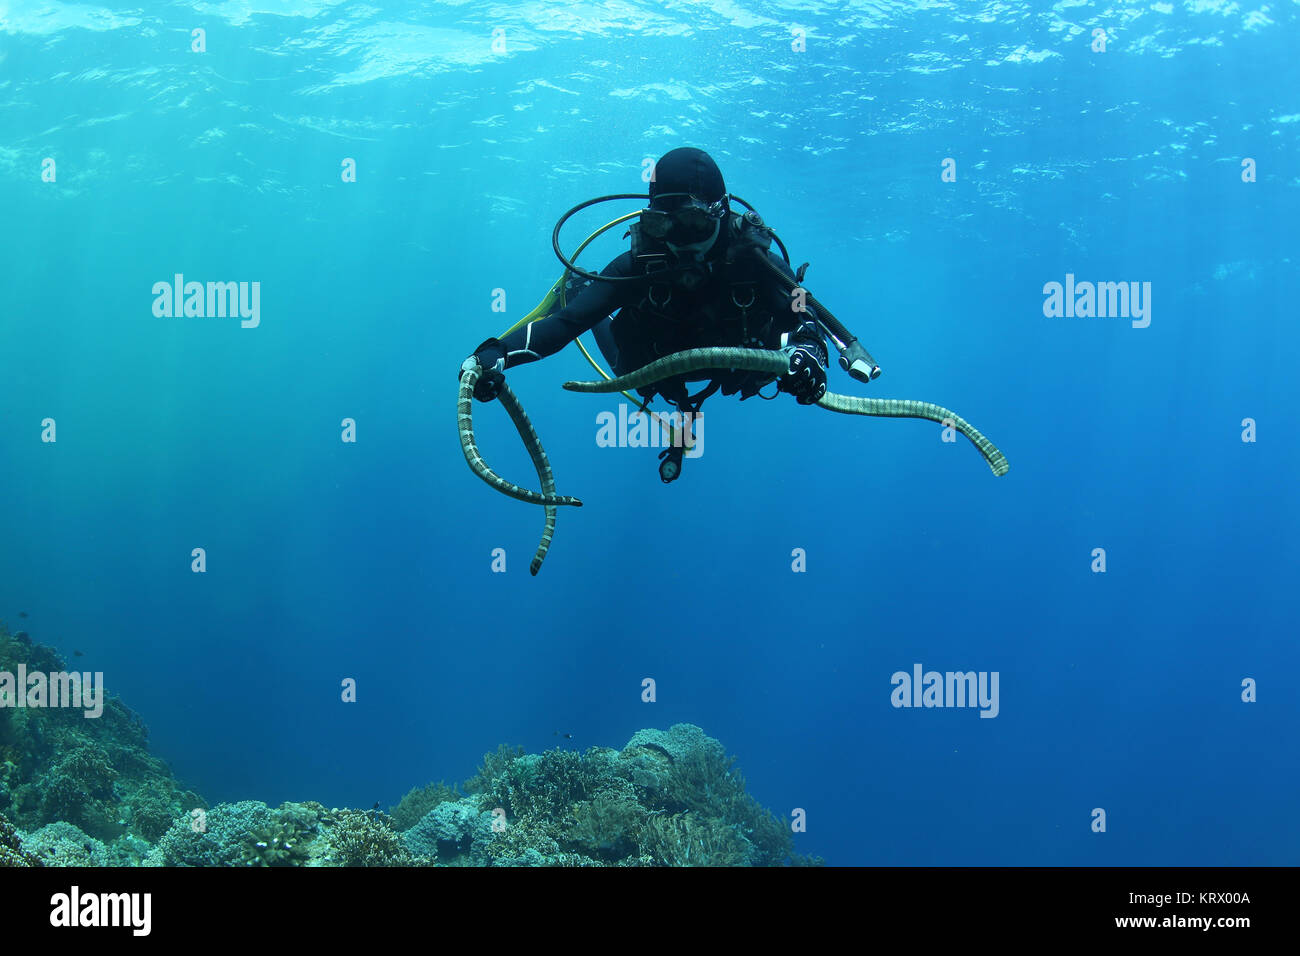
[640,193,728,244]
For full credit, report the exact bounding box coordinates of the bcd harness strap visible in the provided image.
[630,210,783,408]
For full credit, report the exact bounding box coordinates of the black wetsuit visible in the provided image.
[497,233,828,406]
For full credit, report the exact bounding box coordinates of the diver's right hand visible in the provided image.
[461,338,506,402]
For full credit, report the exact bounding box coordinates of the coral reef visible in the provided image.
[457,723,820,867]
[2,620,819,866]
[0,624,201,850]
[145,799,426,867]
[134,723,817,867]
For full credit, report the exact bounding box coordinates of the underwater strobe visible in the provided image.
[658,445,684,483]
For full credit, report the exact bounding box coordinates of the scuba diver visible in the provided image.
[460,147,833,483]
[456,147,1008,574]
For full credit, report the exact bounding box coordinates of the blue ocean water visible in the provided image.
[1,1,1297,866]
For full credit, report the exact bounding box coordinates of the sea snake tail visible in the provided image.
[457,366,581,575]
[564,347,1009,477]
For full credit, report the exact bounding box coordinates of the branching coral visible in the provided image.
[0,811,42,867]
[276,800,332,833]
[326,810,422,867]
[37,740,123,841]
[125,785,185,843]
[242,822,312,867]
[567,790,646,860]
[18,821,108,866]
[478,749,592,822]
[463,743,525,800]
[52,742,119,799]
[639,811,754,867]
[621,724,810,866]
[481,822,593,867]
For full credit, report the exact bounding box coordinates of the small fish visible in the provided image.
[18,612,28,618]
[372,801,380,810]
[553,731,573,739]
[73,650,84,657]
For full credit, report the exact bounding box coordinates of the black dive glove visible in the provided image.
[779,339,828,405]
[460,338,506,402]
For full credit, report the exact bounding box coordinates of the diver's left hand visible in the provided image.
[779,344,828,405]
